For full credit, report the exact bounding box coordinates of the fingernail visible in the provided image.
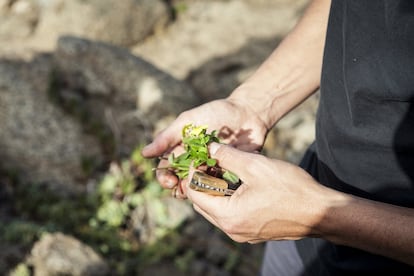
[209,142,220,155]
[166,179,176,189]
[157,172,175,188]
[141,143,152,153]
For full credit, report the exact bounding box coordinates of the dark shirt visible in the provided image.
[296,0,414,274]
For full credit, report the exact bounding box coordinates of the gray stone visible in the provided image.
[0,55,102,194]
[133,0,309,80]
[186,37,280,102]
[54,36,200,153]
[29,232,109,276]
[131,196,194,244]
[33,0,170,47]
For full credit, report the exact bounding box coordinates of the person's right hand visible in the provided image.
[141,98,269,194]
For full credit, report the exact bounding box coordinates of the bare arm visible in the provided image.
[318,191,414,265]
[228,0,331,129]
[185,143,414,266]
[142,0,331,159]
[142,0,331,194]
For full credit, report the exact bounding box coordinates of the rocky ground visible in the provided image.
[0,0,316,275]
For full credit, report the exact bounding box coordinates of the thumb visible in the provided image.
[209,142,252,179]
[141,124,182,158]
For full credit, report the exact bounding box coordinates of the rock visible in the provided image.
[29,232,109,276]
[131,196,194,244]
[0,0,40,40]
[33,0,170,47]
[53,36,200,154]
[186,37,279,101]
[162,197,195,229]
[133,0,309,80]
[0,54,102,194]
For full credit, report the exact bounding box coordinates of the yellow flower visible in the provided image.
[182,123,208,138]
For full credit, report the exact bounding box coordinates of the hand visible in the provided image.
[141,98,269,194]
[185,142,330,243]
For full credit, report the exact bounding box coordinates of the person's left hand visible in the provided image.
[184,142,332,243]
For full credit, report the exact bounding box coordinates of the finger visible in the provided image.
[175,177,188,199]
[155,145,186,189]
[155,158,178,189]
[192,203,221,229]
[208,142,258,180]
[186,177,231,218]
[141,123,183,158]
[171,184,187,200]
[194,203,257,243]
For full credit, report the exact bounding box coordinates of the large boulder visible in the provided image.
[0,0,170,47]
[186,37,278,102]
[133,0,309,80]
[0,55,102,194]
[53,36,200,155]
[34,0,170,47]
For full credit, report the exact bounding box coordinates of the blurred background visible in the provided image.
[0,0,316,275]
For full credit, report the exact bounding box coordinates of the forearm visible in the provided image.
[315,189,414,265]
[228,0,331,130]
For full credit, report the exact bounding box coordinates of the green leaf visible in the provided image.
[198,147,207,154]
[168,152,175,164]
[127,193,144,207]
[163,124,240,182]
[97,200,127,227]
[206,158,217,166]
[222,170,240,184]
[99,175,118,195]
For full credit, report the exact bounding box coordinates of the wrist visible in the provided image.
[306,185,353,239]
[227,83,282,130]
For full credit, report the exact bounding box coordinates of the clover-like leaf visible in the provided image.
[161,124,240,185]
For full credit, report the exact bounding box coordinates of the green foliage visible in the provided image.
[1,145,183,274]
[0,220,49,246]
[94,147,164,228]
[174,250,196,272]
[222,170,240,184]
[224,250,241,272]
[1,144,247,275]
[96,199,129,227]
[167,123,239,184]
[9,263,30,276]
[167,124,219,179]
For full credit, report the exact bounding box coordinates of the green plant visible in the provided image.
[9,263,30,276]
[167,124,219,179]
[0,142,252,275]
[162,124,239,183]
[95,147,159,228]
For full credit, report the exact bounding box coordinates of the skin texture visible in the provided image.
[142,0,414,267]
